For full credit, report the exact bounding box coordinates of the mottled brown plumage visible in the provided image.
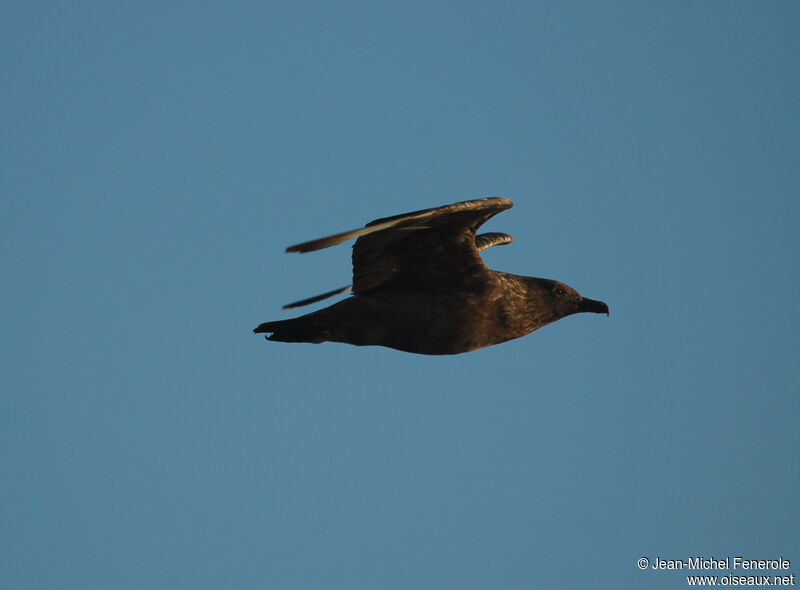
[254,198,608,355]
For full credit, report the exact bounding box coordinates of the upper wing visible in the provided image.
[281,227,513,309]
[286,197,513,295]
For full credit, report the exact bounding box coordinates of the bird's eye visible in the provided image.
[553,287,565,296]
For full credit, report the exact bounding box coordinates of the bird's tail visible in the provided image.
[253,314,328,343]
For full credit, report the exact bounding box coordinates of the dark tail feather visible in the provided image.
[253,316,328,343]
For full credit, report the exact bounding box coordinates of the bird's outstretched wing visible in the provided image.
[282,229,513,309]
[281,229,513,309]
[285,197,513,297]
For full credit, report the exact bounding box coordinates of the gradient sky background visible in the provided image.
[2,2,798,589]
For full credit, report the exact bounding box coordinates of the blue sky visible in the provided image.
[2,2,798,588]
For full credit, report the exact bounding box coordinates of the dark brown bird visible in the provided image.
[254,197,608,355]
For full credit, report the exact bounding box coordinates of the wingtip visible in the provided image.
[285,243,307,254]
[282,285,352,309]
[284,228,367,254]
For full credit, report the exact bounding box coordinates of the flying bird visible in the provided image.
[254,197,608,355]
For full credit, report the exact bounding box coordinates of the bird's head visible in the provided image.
[529,278,610,321]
